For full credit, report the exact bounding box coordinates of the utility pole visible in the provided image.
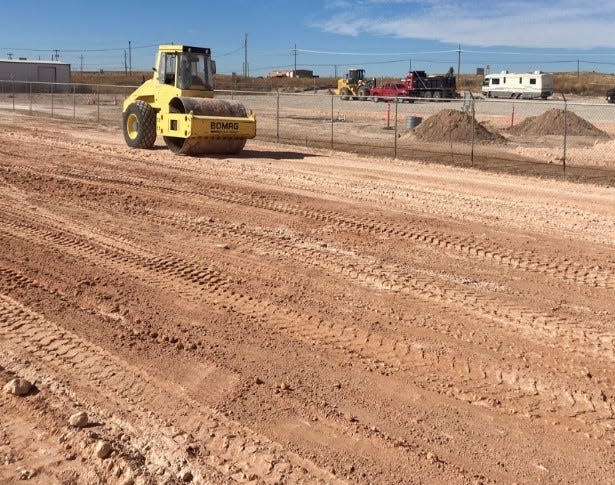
[577,59,580,79]
[409,59,412,73]
[293,43,297,73]
[334,64,337,78]
[7,53,13,60]
[243,33,248,79]
[456,44,461,77]
[80,54,84,72]
[53,49,60,61]
[124,50,128,76]
[128,41,132,74]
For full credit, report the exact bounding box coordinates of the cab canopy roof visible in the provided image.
[158,45,211,55]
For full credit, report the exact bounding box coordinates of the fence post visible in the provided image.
[97,84,100,123]
[29,82,32,114]
[51,83,54,118]
[470,93,475,167]
[73,84,76,120]
[394,97,398,158]
[330,94,334,149]
[562,94,567,178]
[276,90,280,143]
[12,81,15,112]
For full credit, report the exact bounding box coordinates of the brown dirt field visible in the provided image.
[0,114,614,484]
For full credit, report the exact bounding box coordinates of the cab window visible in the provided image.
[158,54,176,85]
[177,54,208,90]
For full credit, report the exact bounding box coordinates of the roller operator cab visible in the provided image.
[122,45,256,155]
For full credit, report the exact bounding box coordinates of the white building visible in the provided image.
[0,59,71,83]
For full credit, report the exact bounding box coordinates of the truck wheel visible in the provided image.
[340,88,351,101]
[123,100,156,149]
[357,87,369,100]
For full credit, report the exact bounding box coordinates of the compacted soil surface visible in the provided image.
[0,114,613,484]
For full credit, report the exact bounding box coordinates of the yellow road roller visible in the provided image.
[122,45,256,155]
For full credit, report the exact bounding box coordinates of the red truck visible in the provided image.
[369,83,409,102]
[360,68,458,102]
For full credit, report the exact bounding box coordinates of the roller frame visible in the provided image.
[157,112,256,140]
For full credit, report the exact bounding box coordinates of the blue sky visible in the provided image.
[2,0,615,76]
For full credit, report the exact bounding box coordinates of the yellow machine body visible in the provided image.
[333,68,373,100]
[122,45,255,155]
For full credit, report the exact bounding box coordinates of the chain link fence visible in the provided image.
[1,80,614,184]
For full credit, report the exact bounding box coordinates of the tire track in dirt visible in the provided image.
[45,133,615,248]
[5,129,614,249]
[11,177,608,366]
[0,293,342,483]
[0,354,228,484]
[0,260,479,484]
[1,205,612,441]
[144,208,615,437]
[199,185,615,291]
[147,207,613,357]
[3,161,612,291]
[209,159,615,246]
[0,260,240,407]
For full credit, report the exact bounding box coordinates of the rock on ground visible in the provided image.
[3,378,33,396]
[94,440,112,459]
[68,411,89,428]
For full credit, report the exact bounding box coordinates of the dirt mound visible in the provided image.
[510,108,608,137]
[412,109,504,143]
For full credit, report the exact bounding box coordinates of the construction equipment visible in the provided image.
[334,68,375,100]
[403,68,457,99]
[122,45,256,155]
[337,68,458,102]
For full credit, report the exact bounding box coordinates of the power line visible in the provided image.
[0,43,158,53]
[217,45,243,57]
[296,48,458,56]
[463,49,615,57]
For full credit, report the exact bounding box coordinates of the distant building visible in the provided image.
[267,69,316,79]
[267,70,288,78]
[287,69,314,79]
[0,59,71,83]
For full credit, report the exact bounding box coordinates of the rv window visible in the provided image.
[529,78,536,85]
[519,77,522,83]
[491,78,500,85]
[503,77,506,83]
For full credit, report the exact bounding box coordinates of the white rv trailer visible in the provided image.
[482,71,553,99]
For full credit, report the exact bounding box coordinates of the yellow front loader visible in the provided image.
[333,68,373,100]
[122,45,256,155]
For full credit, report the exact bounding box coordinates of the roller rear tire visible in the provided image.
[122,100,156,149]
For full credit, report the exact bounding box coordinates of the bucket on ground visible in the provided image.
[406,116,423,129]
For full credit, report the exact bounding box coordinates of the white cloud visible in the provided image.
[316,1,615,48]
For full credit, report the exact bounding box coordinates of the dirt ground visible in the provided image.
[0,113,614,484]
